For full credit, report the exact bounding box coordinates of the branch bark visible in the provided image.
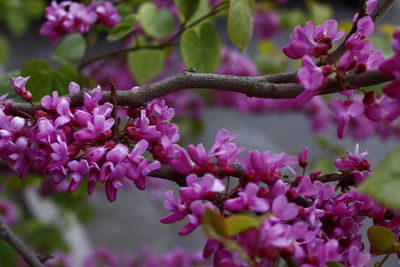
[6,69,394,116]
[0,215,44,267]
[149,163,355,188]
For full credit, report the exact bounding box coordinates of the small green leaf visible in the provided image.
[327,262,345,267]
[138,2,175,38]
[20,59,82,101]
[225,214,258,236]
[227,0,253,50]
[367,226,396,255]
[54,33,86,63]
[128,39,165,84]
[107,14,137,42]
[180,22,220,73]
[202,208,228,239]
[358,147,400,210]
[174,0,200,21]
[0,35,10,63]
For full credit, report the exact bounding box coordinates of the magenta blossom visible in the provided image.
[224,183,269,213]
[294,56,327,105]
[329,98,364,139]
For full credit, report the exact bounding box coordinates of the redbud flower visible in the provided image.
[224,183,269,213]
[298,147,308,168]
[10,76,32,102]
[294,56,326,105]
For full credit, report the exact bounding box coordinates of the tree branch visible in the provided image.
[0,215,45,267]
[149,163,356,188]
[6,70,394,116]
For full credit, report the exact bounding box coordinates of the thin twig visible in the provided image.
[0,215,44,267]
[79,1,229,70]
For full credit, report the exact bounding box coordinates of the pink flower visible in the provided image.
[67,159,89,192]
[224,183,269,213]
[179,174,225,203]
[283,20,344,59]
[294,56,327,105]
[10,76,32,102]
[329,99,364,139]
[91,1,121,28]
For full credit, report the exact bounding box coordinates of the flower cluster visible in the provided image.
[2,78,175,202]
[158,141,395,266]
[40,0,121,43]
[283,19,345,60]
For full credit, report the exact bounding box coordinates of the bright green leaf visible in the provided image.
[358,147,400,210]
[202,208,228,239]
[327,262,345,267]
[0,35,10,63]
[138,2,175,38]
[20,59,82,101]
[128,39,165,84]
[174,0,200,21]
[227,0,253,51]
[107,14,137,42]
[367,226,396,255]
[54,33,86,63]
[180,22,220,73]
[225,214,258,236]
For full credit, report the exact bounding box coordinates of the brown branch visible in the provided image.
[325,0,397,65]
[0,215,44,267]
[148,163,356,188]
[5,70,394,116]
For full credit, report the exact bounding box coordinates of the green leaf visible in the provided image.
[0,35,10,63]
[367,226,396,255]
[174,0,200,21]
[107,14,137,42]
[358,147,400,210]
[306,0,334,25]
[180,22,220,73]
[128,40,165,84]
[20,59,82,101]
[0,242,18,267]
[225,214,258,236]
[54,33,86,63]
[327,262,345,267]
[138,2,175,38]
[227,0,253,51]
[202,208,228,239]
